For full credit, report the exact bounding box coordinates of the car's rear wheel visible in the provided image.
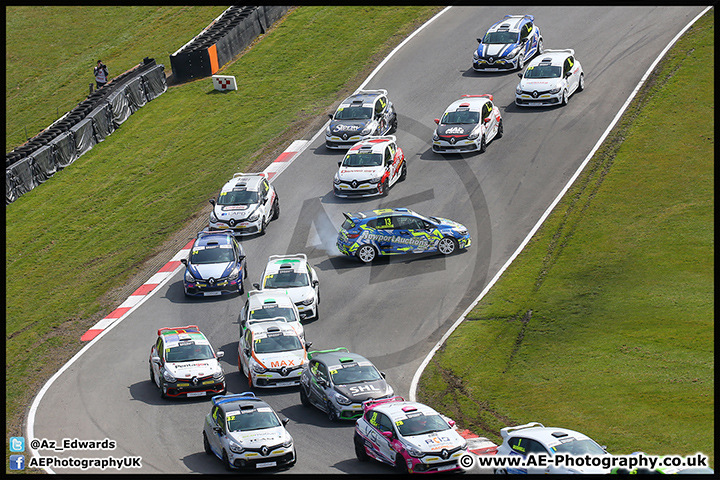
[300,386,311,407]
[356,245,377,263]
[438,237,458,255]
[222,450,232,471]
[203,432,212,455]
[354,434,369,461]
[479,134,487,153]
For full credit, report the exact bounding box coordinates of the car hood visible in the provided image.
[254,350,306,369]
[214,203,259,220]
[228,426,288,448]
[329,119,373,135]
[188,262,234,280]
[266,286,314,304]
[402,428,466,454]
[334,379,391,402]
[436,124,478,137]
[519,78,562,91]
[166,359,221,379]
[478,42,519,58]
[433,217,468,232]
[337,165,384,181]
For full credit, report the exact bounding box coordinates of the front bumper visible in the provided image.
[432,139,481,154]
[333,183,380,198]
[472,57,517,71]
[184,278,241,296]
[252,369,303,388]
[325,134,369,149]
[209,220,261,236]
[515,92,561,106]
[230,448,295,469]
[164,378,225,398]
[294,302,317,321]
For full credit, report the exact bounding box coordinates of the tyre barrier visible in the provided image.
[6,58,167,205]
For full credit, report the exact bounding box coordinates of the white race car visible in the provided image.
[239,289,305,340]
[515,49,584,107]
[203,392,296,470]
[494,422,611,474]
[208,172,279,236]
[333,136,406,198]
[149,325,225,399]
[432,95,503,154]
[254,254,320,322]
[238,321,310,388]
[325,89,397,149]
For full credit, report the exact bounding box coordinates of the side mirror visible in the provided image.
[484,117,491,123]
[328,113,334,120]
[433,118,440,125]
[180,258,187,265]
[238,254,245,261]
[305,341,313,349]
[252,283,260,289]
[312,280,319,287]
[380,371,386,378]
[476,38,482,43]
[282,417,290,426]
[517,72,523,78]
[448,419,456,427]
[151,356,161,365]
[565,71,572,77]
[216,351,225,359]
[337,161,342,167]
[209,198,216,206]
[243,348,250,357]
[213,425,222,433]
[381,431,393,439]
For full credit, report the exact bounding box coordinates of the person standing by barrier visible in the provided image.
[94,60,108,89]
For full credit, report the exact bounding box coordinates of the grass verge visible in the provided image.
[417,9,714,467]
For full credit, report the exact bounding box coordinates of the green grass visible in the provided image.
[418,10,714,467]
[4,5,443,464]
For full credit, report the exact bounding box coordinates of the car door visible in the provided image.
[384,143,398,185]
[369,216,397,253]
[481,101,497,140]
[307,263,319,297]
[239,329,252,375]
[391,216,427,253]
[563,56,578,93]
[506,436,548,474]
[367,410,396,464]
[375,95,389,134]
[210,406,227,454]
[307,359,329,406]
[151,338,164,385]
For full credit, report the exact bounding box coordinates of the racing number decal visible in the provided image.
[382,218,393,229]
[370,412,379,427]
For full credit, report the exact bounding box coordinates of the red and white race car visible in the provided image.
[333,136,407,198]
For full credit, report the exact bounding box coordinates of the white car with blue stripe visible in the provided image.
[472,14,543,71]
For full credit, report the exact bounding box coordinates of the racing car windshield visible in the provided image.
[551,439,606,456]
[331,365,382,385]
[342,153,383,168]
[396,414,450,437]
[264,271,309,288]
[227,411,280,432]
[335,106,373,120]
[190,247,234,265]
[166,344,215,362]
[524,65,562,79]
[218,190,259,206]
[249,306,297,323]
[254,335,303,354]
[441,111,479,125]
[483,31,520,44]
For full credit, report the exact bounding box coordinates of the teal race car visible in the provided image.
[336,207,471,263]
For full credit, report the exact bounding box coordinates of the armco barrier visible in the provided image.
[170,5,290,83]
[6,58,167,205]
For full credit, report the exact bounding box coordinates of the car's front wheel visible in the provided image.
[517,54,525,71]
[326,401,338,421]
[479,134,487,153]
[496,119,503,139]
[395,455,409,474]
[578,73,585,92]
[222,450,232,471]
[272,198,280,220]
[354,434,369,462]
[438,237,458,255]
[378,178,389,197]
[203,432,212,455]
[389,115,398,134]
[356,245,377,263]
[537,38,544,55]
[300,386,311,407]
[399,161,407,181]
[149,363,155,385]
[561,89,569,106]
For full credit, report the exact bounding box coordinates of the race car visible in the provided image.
[149,325,225,399]
[180,230,247,297]
[253,254,320,322]
[238,320,310,388]
[336,207,471,263]
[472,14,543,71]
[333,136,406,198]
[208,172,279,236]
[494,422,611,474]
[202,392,296,470]
[432,95,503,154]
[354,396,469,473]
[325,89,397,149]
[239,289,305,340]
[299,347,394,421]
[515,49,584,107]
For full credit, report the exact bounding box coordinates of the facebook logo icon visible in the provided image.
[10,437,25,452]
[10,455,25,470]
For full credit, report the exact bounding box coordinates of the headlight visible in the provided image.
[549,85,561,94]
[432,132,439,141]
[460,440,468,450]
[457,228,468,236]
[252,363,267,373]
[334,391,351,405]
[301,294,315,306]
[360,124,373,136]
[162,369,176,383]
[213,369,224,380]
[405,444,424,458]
[516,84,523,95]
[282,437,293,448]
[228,267,239,280]
[473,50,479,60]
[467,130,480,140]
[368,175,382,184]
[386,384,394,397]
[247,211,260,222]
[506,47,521,59]
[333,173,340,185]
[184,270,196,282]
[228,441,244,454]
[209,211,218,223]
[326,125,332,136]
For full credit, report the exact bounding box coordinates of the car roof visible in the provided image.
[502,422,593,446]
[157,325,211,348]
[212,392,272,413]
[528,49,575,67]
[338,89,388,109]
[194,230,236,248]
[247,320,298,338]
[264,254,309,276]
[346,135,395,155]
[247,289,295,308]
[444,95,493,113]
[307,347,371,366]
[366,397,439,421]
[220,172,268,193]
[343,207,419,223]
[487,14,534,33]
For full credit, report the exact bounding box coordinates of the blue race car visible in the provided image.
[336,208,471,263]
[181,230,248,296]
[472,14,543,71]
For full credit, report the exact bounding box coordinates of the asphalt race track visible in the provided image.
[29,6,708,474]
